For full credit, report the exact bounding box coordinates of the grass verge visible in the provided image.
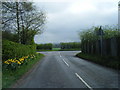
[76,53,120,70]
[2,53,44,88]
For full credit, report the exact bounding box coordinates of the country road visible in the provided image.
[13,51,119,89]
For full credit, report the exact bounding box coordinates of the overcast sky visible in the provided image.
[34,0,119,44]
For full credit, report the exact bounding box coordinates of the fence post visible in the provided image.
[102,39,107,56]
[110,37,117,56]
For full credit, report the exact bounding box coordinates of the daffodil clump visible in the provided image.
[3,54,36,70]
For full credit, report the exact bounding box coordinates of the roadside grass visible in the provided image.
[2,53,44,88]
[76,53,120,70]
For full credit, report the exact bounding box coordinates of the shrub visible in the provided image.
[2,40,36,61]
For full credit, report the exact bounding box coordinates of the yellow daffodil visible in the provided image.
[4,61,9,64]
[4,54,35,65]
[19,58,24,61]
[16,60,21,64]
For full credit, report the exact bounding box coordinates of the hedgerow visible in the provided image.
[2,40,36,61]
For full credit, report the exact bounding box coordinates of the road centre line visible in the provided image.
[75,73,93,90]
[62,58,69,67]
[59,52,92,89]
[59,52,62,57]
[59,52,69,67]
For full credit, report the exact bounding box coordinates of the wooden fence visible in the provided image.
[81,36,120,57]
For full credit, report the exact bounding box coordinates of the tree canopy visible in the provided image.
[79,25,120,43]
[2,2,46,45]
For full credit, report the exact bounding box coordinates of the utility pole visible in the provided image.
[118,1,120,31]
[99,26,103,56]
[99,26,104,56]
[96,26,104,56]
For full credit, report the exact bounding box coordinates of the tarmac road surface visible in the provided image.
[13,51,119,89]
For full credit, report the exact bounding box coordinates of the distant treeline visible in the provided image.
[53,43,61,48]
[36,42,81,51]
[36,43,53,50]
[60,42,81,50]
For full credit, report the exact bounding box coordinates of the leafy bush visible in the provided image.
[2,40,36,61]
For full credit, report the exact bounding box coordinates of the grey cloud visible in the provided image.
[34,1,118,44]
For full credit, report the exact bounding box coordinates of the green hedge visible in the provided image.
[2,40,36,61]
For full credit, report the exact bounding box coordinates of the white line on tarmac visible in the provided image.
[75,73,93,90]
[62,59,69,67]
[59,52,69,67]
[59,52,62,57]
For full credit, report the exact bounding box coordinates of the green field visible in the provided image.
[52,48,61,51]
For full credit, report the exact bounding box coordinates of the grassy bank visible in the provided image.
[2,53,44,88]
[76,53,120,70]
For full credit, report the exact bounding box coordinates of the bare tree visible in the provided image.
[2,2,46,44]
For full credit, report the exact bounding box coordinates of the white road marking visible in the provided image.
[59,52,69,67]
[75,73,93,90]
[62,59,69,67]
[59,52,62,57]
